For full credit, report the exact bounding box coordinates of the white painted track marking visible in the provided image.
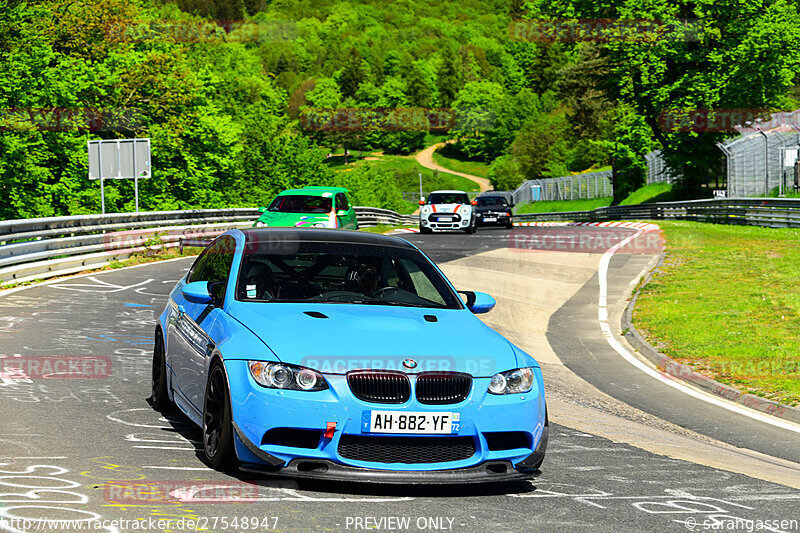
[597,227,800,435]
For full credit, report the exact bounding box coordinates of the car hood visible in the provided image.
[226,302,518,376]
[257,211,335,228]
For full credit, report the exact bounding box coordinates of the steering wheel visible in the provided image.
[371,286,404,299]
[318,291,364,301]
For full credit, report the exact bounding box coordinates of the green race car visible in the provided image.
[254,187,358,230]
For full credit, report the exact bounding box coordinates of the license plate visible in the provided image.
[483,217,497,222]
[437,216,454,222]
[362,410,460,434]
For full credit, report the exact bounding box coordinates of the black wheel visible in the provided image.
[506,221,513,229]
[419,226,432,234]
[464,219,476,234]
[203,362,237,471]
[151,331,171,411]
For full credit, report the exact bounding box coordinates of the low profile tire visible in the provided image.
[420,226,432,234]
[464,219,476,234]
[203,362,237,471]
[151,331,171,412]
[506,221,513,229]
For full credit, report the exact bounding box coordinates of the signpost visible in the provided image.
[780,146,799,197]
[87,138,151,214]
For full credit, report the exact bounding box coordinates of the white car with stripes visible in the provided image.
[418,190,477,234]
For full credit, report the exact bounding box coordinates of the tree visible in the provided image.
[436,50,461,107]
[594,105,655,203]
[488,155,524,191]
[339,47,367,99]
[548,0,800,192]
[406,62,433,107]
[510,112,571,180]
[450,81,505,159]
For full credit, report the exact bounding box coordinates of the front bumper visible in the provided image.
[225,360,547,483]
[234,424,548,484]
[477,212,512,226]
[420,214,471,231]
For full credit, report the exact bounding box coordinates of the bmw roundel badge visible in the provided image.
[402,358,418,370]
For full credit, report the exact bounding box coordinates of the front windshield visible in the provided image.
[268,195,333,213]
[427,193,470,205]
[236,241,462,309]
[477,197,508,207]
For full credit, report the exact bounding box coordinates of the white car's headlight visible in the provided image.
[255,221,268,227]
[488,367,534,395]
[248,361,328,391]
[421,206,431,215]
[459,206,471,216]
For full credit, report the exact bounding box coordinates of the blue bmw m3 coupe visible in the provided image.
[152,228,547,483]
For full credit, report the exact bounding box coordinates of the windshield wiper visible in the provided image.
[361,300,443,308]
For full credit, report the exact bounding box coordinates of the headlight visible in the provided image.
[488,367,534,395]
[255,221,268,228]
[248,361,328,391]
[459,206,471,216]
[421,206,431,215]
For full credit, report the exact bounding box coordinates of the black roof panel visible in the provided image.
[240,228,416,249]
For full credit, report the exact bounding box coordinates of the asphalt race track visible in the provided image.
[0,226,798,533]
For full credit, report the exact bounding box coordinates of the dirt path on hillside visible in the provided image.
[415,142,492,192]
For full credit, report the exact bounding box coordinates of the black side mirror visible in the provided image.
[207,281,226,307]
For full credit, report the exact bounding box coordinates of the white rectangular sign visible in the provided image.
[88,138,151,180]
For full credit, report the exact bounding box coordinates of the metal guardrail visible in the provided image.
[513,197,800,227]
[0,209,260,243]
[4,197,797,285]
[354,207,418,227]
[0,206,417,285]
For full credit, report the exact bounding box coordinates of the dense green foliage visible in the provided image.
[2,0,799,218]
[539,0,800,195]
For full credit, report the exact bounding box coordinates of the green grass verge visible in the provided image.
[634,221,800,406]
[432,146,491,179]
[513,182,680,214]
[515,197,612,214]
[619,182,680,205]
[359,224,416,234]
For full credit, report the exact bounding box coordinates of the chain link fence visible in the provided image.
[717,125,800,197]
[511,170,613,205]
[645,116,800,197]
[645,150,674,184]
[507,113,800,204]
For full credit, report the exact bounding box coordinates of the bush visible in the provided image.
[333,165,406,212]
[488,155,524,191]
